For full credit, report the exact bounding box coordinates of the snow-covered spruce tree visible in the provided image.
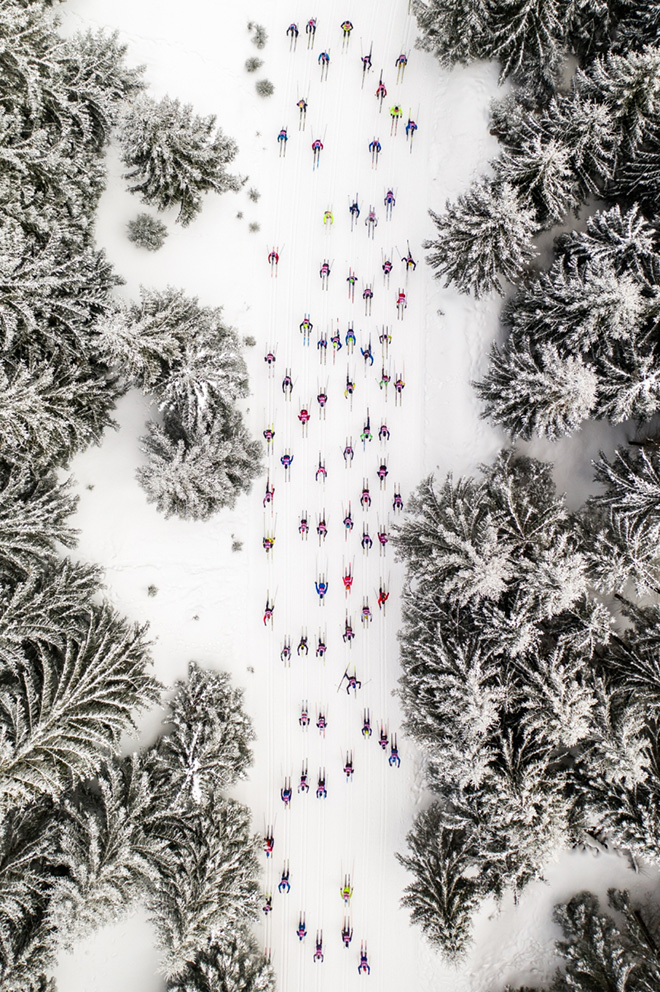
[0,603,160,814]
[614,4,660,51]
[503,890,660,992]
[47,756,165,946]
[554,204,660,283]
[575,46,660,156]
[0,464,78,583]
[489,0,566,93]
[397,804,481,960]
[474,338,598,441]
[591,446,660,541]
[516,642,597,751]
[424,179,537,297]
[127,212,168,251]
[120,95,241,226]
[412,0,495,66]
[583,509,660,596]
[0,801,60,992]
[137,404,262,521]
[150,662,255,808]
[0,558,101,668]
[167,936,275,992]
[148,797,260,978]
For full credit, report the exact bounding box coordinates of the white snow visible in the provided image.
[52,0,657,989]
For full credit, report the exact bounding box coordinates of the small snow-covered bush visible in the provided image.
[127,213,168,251]
[256,79,274,98]
[247,188,260,202]
[250,23,267,49]
[245,57,263,72]
[248,222,260,233]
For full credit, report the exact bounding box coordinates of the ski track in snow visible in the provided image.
[51,1,657,990]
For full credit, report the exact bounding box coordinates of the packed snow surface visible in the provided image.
[53,0,649,990]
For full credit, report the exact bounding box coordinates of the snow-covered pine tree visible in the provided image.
[137,404,262,521]
[493,133,581,226]
[127,212,168,251]
[424,179,538,297]
[474,337,598,441]
[151,662,255,807]
[0,603,160,813]
[583,508,660,595]
[412,0,495,66]
[612,111,660,216]
[594,344,660,424]
[167,936,276,992]
[0,464,78,583]
[148,797,260,978]
[397,803,481,960]
[47,755,164,946]
[554,204,660,283]
[120,95,241,226]
[516,642,596,750]
[563,0,616,61]
[614,3,660,50]
[0,801,59,992]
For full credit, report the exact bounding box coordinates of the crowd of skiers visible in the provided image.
[260,15,419,974]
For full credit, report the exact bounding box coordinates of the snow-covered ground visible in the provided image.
[53,1,654,990]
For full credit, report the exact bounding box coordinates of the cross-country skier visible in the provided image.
[330,329,342,352]
[297,633,309,656]
[297,96,308,115]
[281,782,292,806]
[343,752,354,780]
[343,568,353,593]
[363,285,373,304]
[406,117,418,138]
[263,426,275,444]
[263,895,272,914]
[343,619,355,643]
[300,314,313,335]
[368,137,381,155]
[378,423,390,441]
[299,703,310,727]
[316,771,327,798]
[317,388,328,410]
[361,528,373,552]
[393,490,404,511]
[361,51,372,71]
[362,709,372,737]
[299,763,310,791]
[313,933,324,963]
[345,374,355,399]
[365,207,378,232]
[395,52,407,69]
[277,127,288,145]
[267,249,279,267]
[297,916,307,940]
[299,513,309,537]
[311,137,324,165]
[346,324,356,347]
[382,257,393,278]
[317,515,328,541]
[390,105,402,121]
[306,17,317,38]
[319,259,331,279]
[401,250,417,270]
[281,451,294,472]
[317,711,327,734]
[343,671,362,694]
[378,586,389,609]
[341,19,353,36]
[344,442,354,464]
[282,371,293,396]
[264,830,274,857]
[323,209,333,226]
[360,415,373,443]
[315,578,329,600]
[316,636,327,658]
[278,866,291,893]
[378,528,389,550]
[376,80,387,100]
[264,349,276,368]
[317,332,328,355]
[379,724,388,750]
[318,50,330,65]
[396,289,407,308]
[379,367,391,389]
[389,736,401,767]
[361,603,372,625]
[298,407,310,431]
[281,641,291,663]
[384,188,396,208]
[394,374,405,396]
[316,457,327,481]
[358,945,370,975]
[263,535,275,553]
[343,508,353,532]
[287,23,299,38]
[349,199,360,221]
[263,599,274,625]
[342,922,354,947]
[360,341,374,366]
[340,880,353,902]
[360,484,371,509]
[377,462,388,483]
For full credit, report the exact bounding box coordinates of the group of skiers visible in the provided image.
[259,17,420,973]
